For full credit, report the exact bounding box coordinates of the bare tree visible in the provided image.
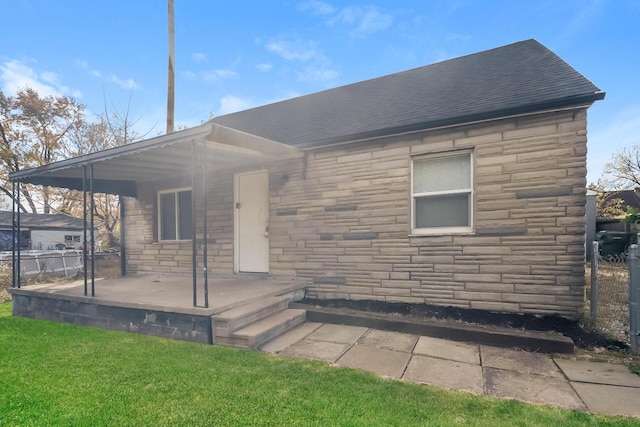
[602,145,640,190]
[0,88,84,213]
[63,100,147,250]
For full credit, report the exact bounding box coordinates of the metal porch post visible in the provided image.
[16,183,21,288]
[90,164,95,297]
[119,195,126,276]
[202,142,209,308]
[11,182,16,288]
[191,141,197,307]
[83,165,88,296]
[590,241,598,324]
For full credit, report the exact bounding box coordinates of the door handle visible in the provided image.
[265,226,269,237]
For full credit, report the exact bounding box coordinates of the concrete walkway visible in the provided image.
[261,322,640,419]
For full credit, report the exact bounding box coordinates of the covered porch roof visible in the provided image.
[8,122,302,197]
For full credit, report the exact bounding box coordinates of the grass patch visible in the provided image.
[0,302,636,426]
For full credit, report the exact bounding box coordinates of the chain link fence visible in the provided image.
[0,250,83,279]
[588,249,629,344]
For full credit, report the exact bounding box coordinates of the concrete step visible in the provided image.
[212,296,290,337]
[220,309,306,349]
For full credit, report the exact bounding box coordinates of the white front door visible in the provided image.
[235,170,269,273]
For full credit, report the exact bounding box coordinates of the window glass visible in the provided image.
[412,152,472,231]
[413,155,470,193]
[415,194,469,228]
[160,192,176,240]
[158,189,193,241]
[178,190,193,239]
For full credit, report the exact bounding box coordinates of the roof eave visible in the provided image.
[296,92,606,150]
[9,124,212,181]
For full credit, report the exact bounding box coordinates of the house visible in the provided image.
[597,189,640,231]
[0,211,84,251]
[592,189,640,256]
[9,39,604,320]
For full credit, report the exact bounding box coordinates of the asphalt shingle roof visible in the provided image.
[0,211,84,230]
[213,39,603,149]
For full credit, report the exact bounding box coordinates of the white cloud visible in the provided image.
[298,2,394,37]
[74,58,101,77]
[217,95,258,116]
[108,74,138,90]
[433,49,451,63]
[191,52,207,63]
[297,66,339,83]
[183,70,197,79]
[260,35,338,83]
[297,0,336,15]
[264,37,318,61]
[328,5,393,37]
[256,63,273,72]
[216,92,306,117]
[202,69,238,81]
[74,59,89,69]
[40,71,58,84]
[0,59,79,98]
[75,58,139,92]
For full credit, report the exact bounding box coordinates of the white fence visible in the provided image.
[0,250,83,278]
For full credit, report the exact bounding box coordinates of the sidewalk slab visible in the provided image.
[337,344,411,379]
[279,339,351,363]
[260,322,322,354]
[306,323,368,344]
[481,346,563,378]
[357,329,418,352]
[483,367,587,411]
[572,382,640,418]
[554,359,640,387]
[414,336,480,365]
[403,354,484,394]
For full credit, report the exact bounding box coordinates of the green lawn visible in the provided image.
[0,302,637,426]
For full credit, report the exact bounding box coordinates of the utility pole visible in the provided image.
[167,0,175,134]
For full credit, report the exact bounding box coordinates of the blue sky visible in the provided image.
[1,0,638,185]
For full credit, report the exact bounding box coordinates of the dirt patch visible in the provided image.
[302,298,628,350]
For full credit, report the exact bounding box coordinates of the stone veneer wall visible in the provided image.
[124,107,589,319]
[124,172,236,276]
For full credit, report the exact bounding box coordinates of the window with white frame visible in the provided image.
[412,152,473,233]
[158,188,193,241]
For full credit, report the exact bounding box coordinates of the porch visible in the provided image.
[9,274,308,347]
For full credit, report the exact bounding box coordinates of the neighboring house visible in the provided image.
[9,39,605,319]
[597,189,640,231]
[0,211,84,251]
[594,189,640,256]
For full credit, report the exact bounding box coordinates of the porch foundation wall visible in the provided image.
[11,291,213,344]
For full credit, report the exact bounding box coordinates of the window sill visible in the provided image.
[409,229,474,237]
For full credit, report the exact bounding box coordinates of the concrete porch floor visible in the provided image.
[10,274,308,316]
